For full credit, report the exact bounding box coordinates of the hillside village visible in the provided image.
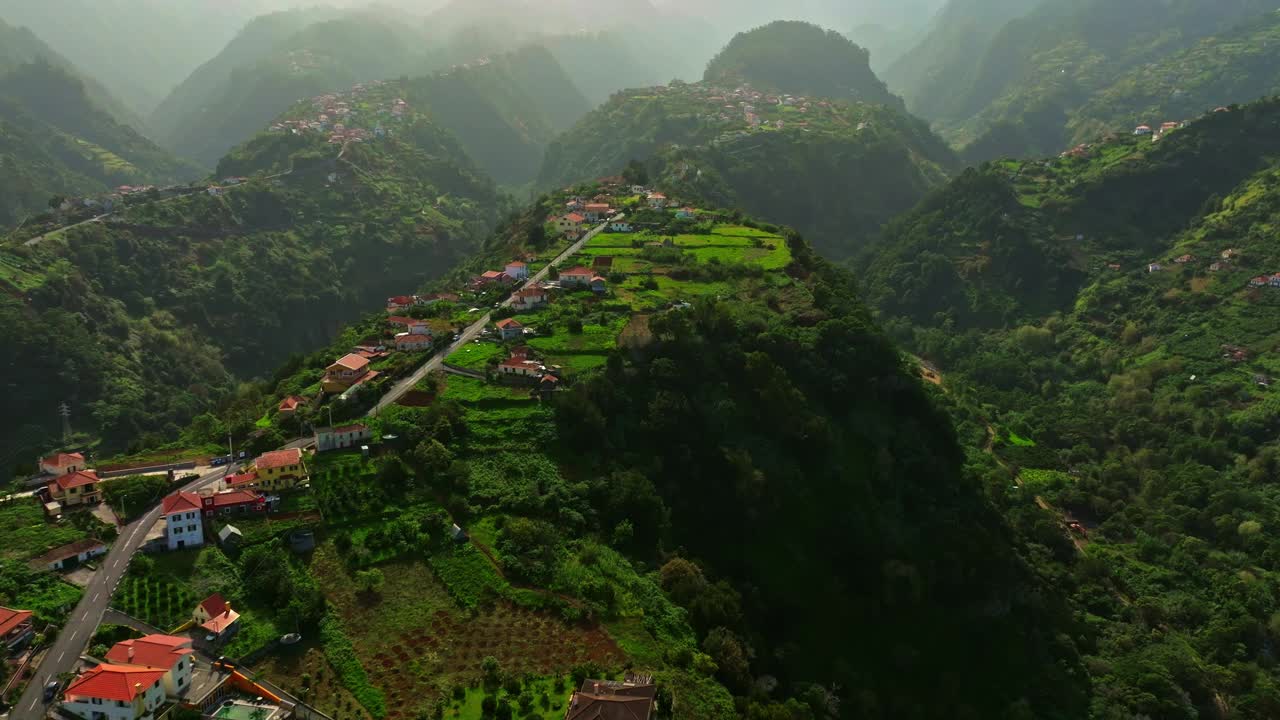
[1,172,793,720]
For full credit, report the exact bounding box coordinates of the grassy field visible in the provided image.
[446,342,506,370]
[0,499,88,562]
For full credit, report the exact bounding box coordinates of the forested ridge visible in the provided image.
[863,96,1280,717]
[0,106,506,476]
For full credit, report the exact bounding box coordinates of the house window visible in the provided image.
[187,512,195,520]
[91,698,102,705]
[174,526,183,534]
[116,700,126,707]
[187,525,197,532]
[178,677,185,687]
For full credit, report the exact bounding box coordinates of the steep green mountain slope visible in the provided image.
[882,0,1038,120]
[0,60,203,227]
[863,98,1280,718]
[403,47,590,187]
[1069,9,1280,142]
[935,0,1277,160]
[152,10,434,168]
[539,81,958,258]
[234,188,1087,720]
[0,91,504,471]
[148,7,344,147]
[704,21,904,110]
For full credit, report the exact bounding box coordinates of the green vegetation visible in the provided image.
[0,91,506,478]
[101,475,170,522]
[0,499,87,562]
[864,94,1280,717]
[704,21,903,109]
[0,558,83,625]
[539,80,958,259]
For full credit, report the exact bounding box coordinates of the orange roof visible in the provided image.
[278,395,305,412]
[104,635,193,669]
[564,213,586,223]
[66,664,166,702]
[161,491,202,515]
[0,606,33,637]
[208,490,260,508]
[52,470,99,491]
[506,261,527,268]
[561,267,594,276]
[496,318,523,329]
[198,593,229,617]
[42,452,84,468]
[255,448,302,471]
[225,471,258,487]
[329,353,369,372]
[200,607,240,634]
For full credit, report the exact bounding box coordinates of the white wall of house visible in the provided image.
[63,683,163,720]
[163,656,194,697]
[165,510,204,551]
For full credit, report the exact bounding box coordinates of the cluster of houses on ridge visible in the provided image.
[269,80,405,145]
[1145,248,1280,290]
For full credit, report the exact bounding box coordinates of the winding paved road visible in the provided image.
[10,465,232,720]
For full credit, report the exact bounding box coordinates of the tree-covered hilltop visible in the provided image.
[704,21,904,110]
[863,96,1280,717]
[911,0,1277,161]
[0,59,203,227]
[539,81,958,258]
[401,47,590,187]
[0,97,506,474]
[221,185,1089,719]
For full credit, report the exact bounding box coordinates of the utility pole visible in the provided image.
[58,402,71,443]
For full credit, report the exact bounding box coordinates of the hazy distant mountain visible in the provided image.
[705,21,904,110]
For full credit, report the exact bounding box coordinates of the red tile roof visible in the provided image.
[506,261,527,268]
[565,213,586,223]
[225,471,258,487]
[198,593,229,617]
[0,606,33,637]
[565,681,657,720]
[386,295,414,305]
[52,470,99,491]
[162,491,202,515]
[207,490,260,508]
[387,316,419,327]
[561,267,594,276]
[65,664,166,702]
[496,318,523,329]
[42,452,84,469]
[278,395,305,412]
[104,635,193,670]
[481,270,506,280]
[255,448,302,471]
[330,354,370,373]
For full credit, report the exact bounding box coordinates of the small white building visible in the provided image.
[504,261,530,281]
[40,452,85,476]
[395,332,432,351]
[315,424,374,452]
[30,539,107,571]
[62,664,167,720]
[161,491,204,551]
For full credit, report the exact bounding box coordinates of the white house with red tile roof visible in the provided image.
[582,203,612,221]
[49,470,101,506]
[0,606,34,653]
[193,594,240,641]
[511,287,549,312]
[315,424,374,452]
[62,664,167,720]
[505,261,530,281]
[395,332,433,351]
[29,538,107,572]
[647,192,668,209]
[161,491,204,551]
[498,357,543,378]
[386,295,415,311]
[560,267,595,288]
[104,635,195,697]
[41,452,85,476]
[1134,125,1153,135]
[496,318,525,341]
